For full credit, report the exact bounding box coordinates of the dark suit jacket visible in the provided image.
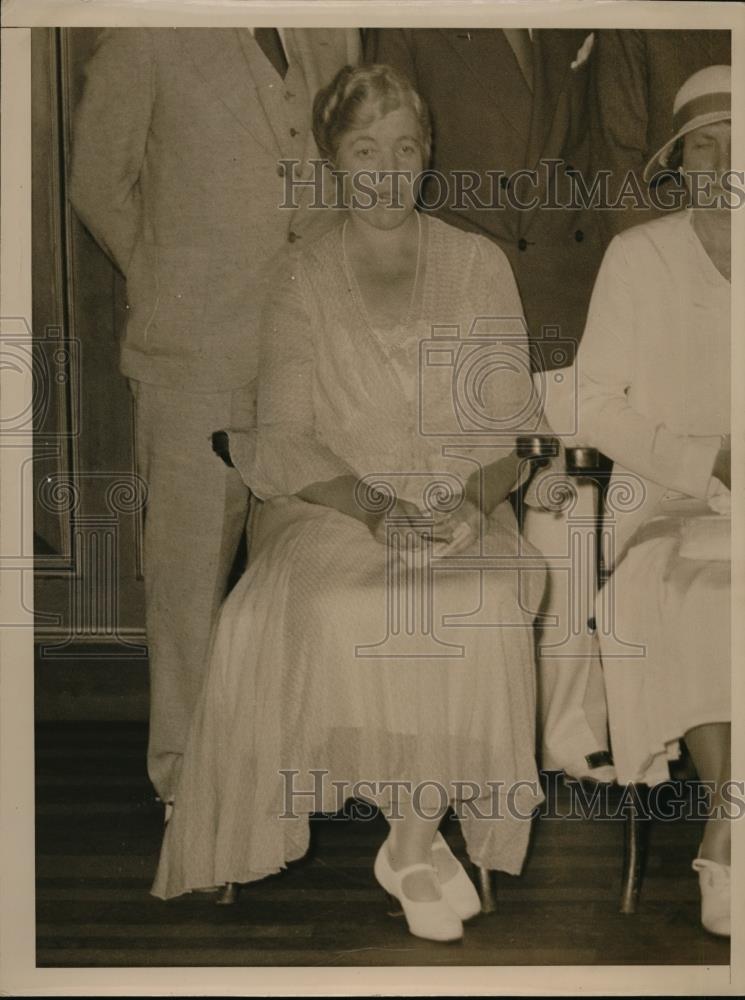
[367,28,603,368]
[590,29,731,241]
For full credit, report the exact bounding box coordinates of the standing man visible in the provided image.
[367,28,613,782]
[70,27,360,810]
[590,29,731,241]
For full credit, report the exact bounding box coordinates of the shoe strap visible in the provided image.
[432,833,460,863]
[393,861,437,880]
[692,857,730,878]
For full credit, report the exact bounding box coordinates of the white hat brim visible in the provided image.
[642,109,731,183]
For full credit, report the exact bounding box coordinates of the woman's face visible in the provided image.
[334,105,425,231]
[682,120,731,202]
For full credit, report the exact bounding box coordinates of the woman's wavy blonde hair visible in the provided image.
[313,63,432,165]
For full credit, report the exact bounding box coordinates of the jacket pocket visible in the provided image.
[126,243,210,356]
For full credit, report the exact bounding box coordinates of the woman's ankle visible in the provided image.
[699,820,731,866]
[387,840,431,870]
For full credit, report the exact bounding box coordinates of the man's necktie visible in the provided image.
[254,27,289,79]
[502,28,534,92]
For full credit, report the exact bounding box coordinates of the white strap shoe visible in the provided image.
[432,832,482,921]
[692,854,730,937]
[374,840,463,942]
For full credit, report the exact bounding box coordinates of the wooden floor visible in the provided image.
[35,722,730,968]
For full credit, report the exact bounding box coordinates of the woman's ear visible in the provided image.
[668,137,684,172]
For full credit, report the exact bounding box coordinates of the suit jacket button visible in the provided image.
[277,163,286,177]
[290,127,299,137]
[574,229,584,242]
[518,238,528,251]
[500,176,509,190]
[288,231,299,243]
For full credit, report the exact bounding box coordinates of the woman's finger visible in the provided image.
[437,520,474,556]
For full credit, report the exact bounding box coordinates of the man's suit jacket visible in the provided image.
[590,29,731,242]
[69,28,360,392]
[367,28,603,369]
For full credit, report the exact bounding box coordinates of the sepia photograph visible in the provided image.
[0,0,743,995]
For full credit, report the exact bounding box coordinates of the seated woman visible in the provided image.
[577,65,732,936]
[152,64,552,943]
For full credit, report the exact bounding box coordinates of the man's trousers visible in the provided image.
[131,380,254,802]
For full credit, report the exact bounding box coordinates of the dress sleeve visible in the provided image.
[577,236,720,498]
[467,238,563,501]
[234,254,357,500]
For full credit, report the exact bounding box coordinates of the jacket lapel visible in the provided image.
[236,28,306,160]
[288,28,360,102]
[178,29,281,159]
[525,30,581,169]
[282,29,360,205]
[438,29,533,150]
[519,30,587,236]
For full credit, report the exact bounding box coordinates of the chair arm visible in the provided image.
[564,445,600,476]
[516,434,559,463]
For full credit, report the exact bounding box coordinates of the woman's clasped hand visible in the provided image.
[368,494,487,557]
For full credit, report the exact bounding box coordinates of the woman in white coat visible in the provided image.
[577,65,732,937]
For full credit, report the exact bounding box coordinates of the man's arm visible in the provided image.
[589,30,650,241]
[69,28,155,275]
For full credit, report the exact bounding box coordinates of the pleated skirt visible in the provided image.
[152,496,547,899]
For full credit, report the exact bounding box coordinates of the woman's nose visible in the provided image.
[378,150,397,175]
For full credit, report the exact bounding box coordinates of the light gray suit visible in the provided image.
[70,27,360,801]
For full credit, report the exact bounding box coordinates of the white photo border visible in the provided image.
[1,1,743,995]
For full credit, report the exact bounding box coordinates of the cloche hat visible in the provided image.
[643,64,731,182]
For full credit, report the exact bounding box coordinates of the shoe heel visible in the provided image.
[216,883,240,906]
[383,890,405,917]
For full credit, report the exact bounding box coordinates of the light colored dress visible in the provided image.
[152,214,550,899]
[577,209,730,785]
